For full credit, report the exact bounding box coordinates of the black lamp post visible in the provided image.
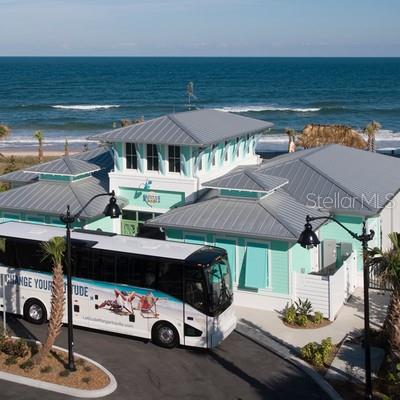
[60,190,121,371]
[298,215,375,400]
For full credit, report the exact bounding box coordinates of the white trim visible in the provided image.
[244,238,272,289]
[124,142,138,172]
[122,204,169,213]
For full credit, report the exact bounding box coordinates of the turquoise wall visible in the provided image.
[181,146,192,177]
[291,243,312,273]
[85,216,114,232]
[220,189,259,199]
[114,142,123,172]
[319,214,364,270]
[166,229,290,294]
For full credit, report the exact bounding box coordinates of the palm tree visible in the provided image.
[34,130,44,162]
[296,124,367,149]
[33,236,65,364]
[64,138,69,157]
[0,124,11,139]
[285,128,297,153]
[364,121,381,153]
[367,232,400,361]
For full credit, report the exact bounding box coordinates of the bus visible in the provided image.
[0,222,236,348]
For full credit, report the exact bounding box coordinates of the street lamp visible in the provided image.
[60,190,121,371]
[298,215,375,400]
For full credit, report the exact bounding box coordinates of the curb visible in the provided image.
[235,324,343,400]
[0,337,118,398]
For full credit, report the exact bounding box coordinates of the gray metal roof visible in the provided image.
[89,109,273,146]
[0,146,113,184]
[257,144,400,215]
[0,174,112,219]
[26,157,101,176]
[203,166,288,193]
[0,222,203,261]
[147,189,326,241]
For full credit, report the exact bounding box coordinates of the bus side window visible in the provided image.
[16,240,52,273]
[135,259,157,289]
[74,247,92,279]
[157,262,183,300]
[115,255,136,286]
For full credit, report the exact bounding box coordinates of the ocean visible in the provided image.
[0,57,399,152]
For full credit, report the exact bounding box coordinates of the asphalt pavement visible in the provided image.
[1,314,327,400]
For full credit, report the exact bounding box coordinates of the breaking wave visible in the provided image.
[52,104,120,111]
[214,105,321,113]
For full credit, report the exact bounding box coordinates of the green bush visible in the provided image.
[81,376,91,384]
[40,365,53,374]
[296,314,309,327]
[1,338,29,358]
[313,311,324,325]
[283,303,296,325]
[20,360,34,370]
[84,365,92,373]
[59,369,70,378]
[5,356,18,365]
[300,338,334,367]
[295,298,313,317]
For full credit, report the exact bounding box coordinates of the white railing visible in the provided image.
[293,253,357,321]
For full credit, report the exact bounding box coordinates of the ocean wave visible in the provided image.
[214,105,321,113]
[51,104,120,111]
[0,137,98,146]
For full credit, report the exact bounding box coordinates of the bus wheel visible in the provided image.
[23,299,46,324]
[152,322,179,348]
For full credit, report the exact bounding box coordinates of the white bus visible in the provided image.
[0,222,236,348]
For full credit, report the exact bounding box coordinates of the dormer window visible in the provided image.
[147,144,159,171]
[168,145,181,173]
[126,143,137,169]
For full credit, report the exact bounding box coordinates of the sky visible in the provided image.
[0,0,399,56]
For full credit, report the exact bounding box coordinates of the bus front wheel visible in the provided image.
[152,322,179,348]
[23,299,47,325]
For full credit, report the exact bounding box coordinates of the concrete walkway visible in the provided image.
[235,288,390,354]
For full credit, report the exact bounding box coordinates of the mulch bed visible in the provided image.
[283,318,332,329]
[0,339,110,390]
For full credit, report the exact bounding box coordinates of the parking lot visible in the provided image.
[1,315,327,400]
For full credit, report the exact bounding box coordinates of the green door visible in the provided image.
[215,238,236,283]
[245,242,269,289]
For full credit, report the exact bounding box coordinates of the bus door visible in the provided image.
[183,268,209,347]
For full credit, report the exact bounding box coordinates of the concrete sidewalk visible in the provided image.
[235,288,390,353]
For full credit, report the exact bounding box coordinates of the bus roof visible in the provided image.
[0,222,205,261]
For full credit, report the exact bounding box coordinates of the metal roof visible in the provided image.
[0,174,111,219]
[0,222,203,261]
[257,144,400,215]
[0,146,113,184]
[147,189,326,241]
[203,166,288,193]
[25,157,101,176]
[89,109,273,146]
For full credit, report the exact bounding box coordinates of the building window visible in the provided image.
[211,144,217,166]
[236,137,240,158]
[147,144,159,171]
[224,141,229,162]
[168,145,181,173]
[126,143,137,169]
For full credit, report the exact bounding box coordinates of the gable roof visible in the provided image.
[257,144,400,215]
[88,109,273,146]
[147,189,326,242]
[203,166,288,193]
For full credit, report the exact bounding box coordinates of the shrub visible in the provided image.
[5,356,18,365]
[320,337,333,362]
[76,358,85,367]
[313,311,324,325]
[300,338,333,368]
[295,298,313,317]
[84,365,92,373]
[40,365,53,374]
[59,369,70,378]
[20,360,34,370]
[283,303,296,325]
[81,376,91,384]
[1,338,29,358]
[296,314,309,327]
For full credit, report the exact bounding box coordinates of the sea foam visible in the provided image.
[214,105,321,113]
[52,105,120,110]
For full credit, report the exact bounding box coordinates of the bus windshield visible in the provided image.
[205,256,233,315]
